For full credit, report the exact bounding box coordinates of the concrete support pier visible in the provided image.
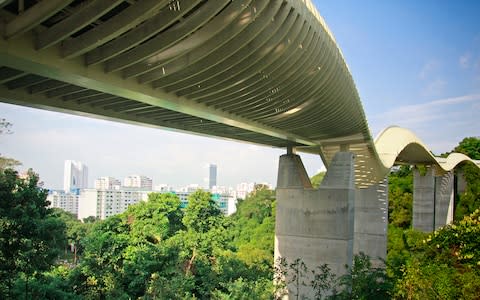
[354,178,388,267]
[275,152,355,297]
[434,171,454,229]
[413,167,454,232]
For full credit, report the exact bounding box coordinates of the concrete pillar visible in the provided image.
[413,167,435,232]
[354,178,388,267]
[434,171,454,229]
[413,168,455,232]
[275,152,355,298]
[456,170,467,194]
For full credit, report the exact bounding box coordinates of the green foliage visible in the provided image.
[335,253,392,299]
[394,210,480,299]
[388,166,413,228]
[211,277,273,300]
[52,208,91,264]
[274,254,391,300]
[311,264,336,300]
[311,171,326,188]
[0,156,21,170]
[230,188,275,255]
[453,137,480,159]
[0,168,66,298]
[452,137,480,220]
[386,225,426,279]
[183,190,223,233]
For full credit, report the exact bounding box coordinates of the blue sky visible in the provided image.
[1,1,479,190]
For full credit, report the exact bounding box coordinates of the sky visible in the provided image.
[1,1,479,190]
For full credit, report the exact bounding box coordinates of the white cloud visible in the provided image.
[418,60,440,80]
[369,93,480,153]
[422,79,447,96]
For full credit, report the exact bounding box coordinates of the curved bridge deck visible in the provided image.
[0,0,477,187]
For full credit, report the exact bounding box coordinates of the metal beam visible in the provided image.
[62,0,169,58]
[139,0,268,84]
[123,0,258,78]
[36,0,123,50]
[104,0,232,73]
[85,0,203,66]
[4,0,74,39]
[0,67,25,84]
[0,34,316,146]
[0,85,297,148]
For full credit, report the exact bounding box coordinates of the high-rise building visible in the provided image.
[78,188,150,220]
[95,176,121,190]
[123,175,153,190]
[208,164,217,190]
[47,190,79,216]
[64,160,88,193]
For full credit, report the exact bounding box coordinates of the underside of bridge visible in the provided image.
[0,0,388,188]
[1,1,479,297]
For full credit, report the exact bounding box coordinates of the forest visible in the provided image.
[0,137,479,299]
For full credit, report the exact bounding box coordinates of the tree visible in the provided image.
[388,165,413,228]
[0,118,13,135]
[0,169,65,298]
[453,137,480,159]
[335,253,392,299]
[52,209,91,264]
[452,137,480,220]
[394,209,480,299]
[0,118,21,171]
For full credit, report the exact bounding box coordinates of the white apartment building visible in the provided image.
[64,160,88,193]
[235,182,256,200]
[154,184,174,192]
[47,191,79,216]
[235,182,273,199]
[78,188,150,220]
[170,190,234,215]
[178,184,201,193]
[123,175,153,190]
[95,176,121,190]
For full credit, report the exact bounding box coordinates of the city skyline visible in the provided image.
[1,1,479,189]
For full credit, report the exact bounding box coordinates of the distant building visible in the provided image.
[78,188,150,220]
[64,160,88,193]
[178,184,201,193]
[153,184,174,192]
[169,189,235,216]
[95,176,121,190]
[235,182,256,199]
[47,190,79,216]
[123,175,152,190]
[208,164,217,189]
[235,182,273,199]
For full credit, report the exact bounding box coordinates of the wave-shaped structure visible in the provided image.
[0,0,477,188]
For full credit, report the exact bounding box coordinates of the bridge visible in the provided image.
[1,0,478,297]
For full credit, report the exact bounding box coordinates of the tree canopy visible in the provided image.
[0,169,65,298]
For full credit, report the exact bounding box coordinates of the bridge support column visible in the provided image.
[413,167,454,232]
[354,178,388,267]
[275,152,355,298]
[434,170,455,229]
[413,167,435,232]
